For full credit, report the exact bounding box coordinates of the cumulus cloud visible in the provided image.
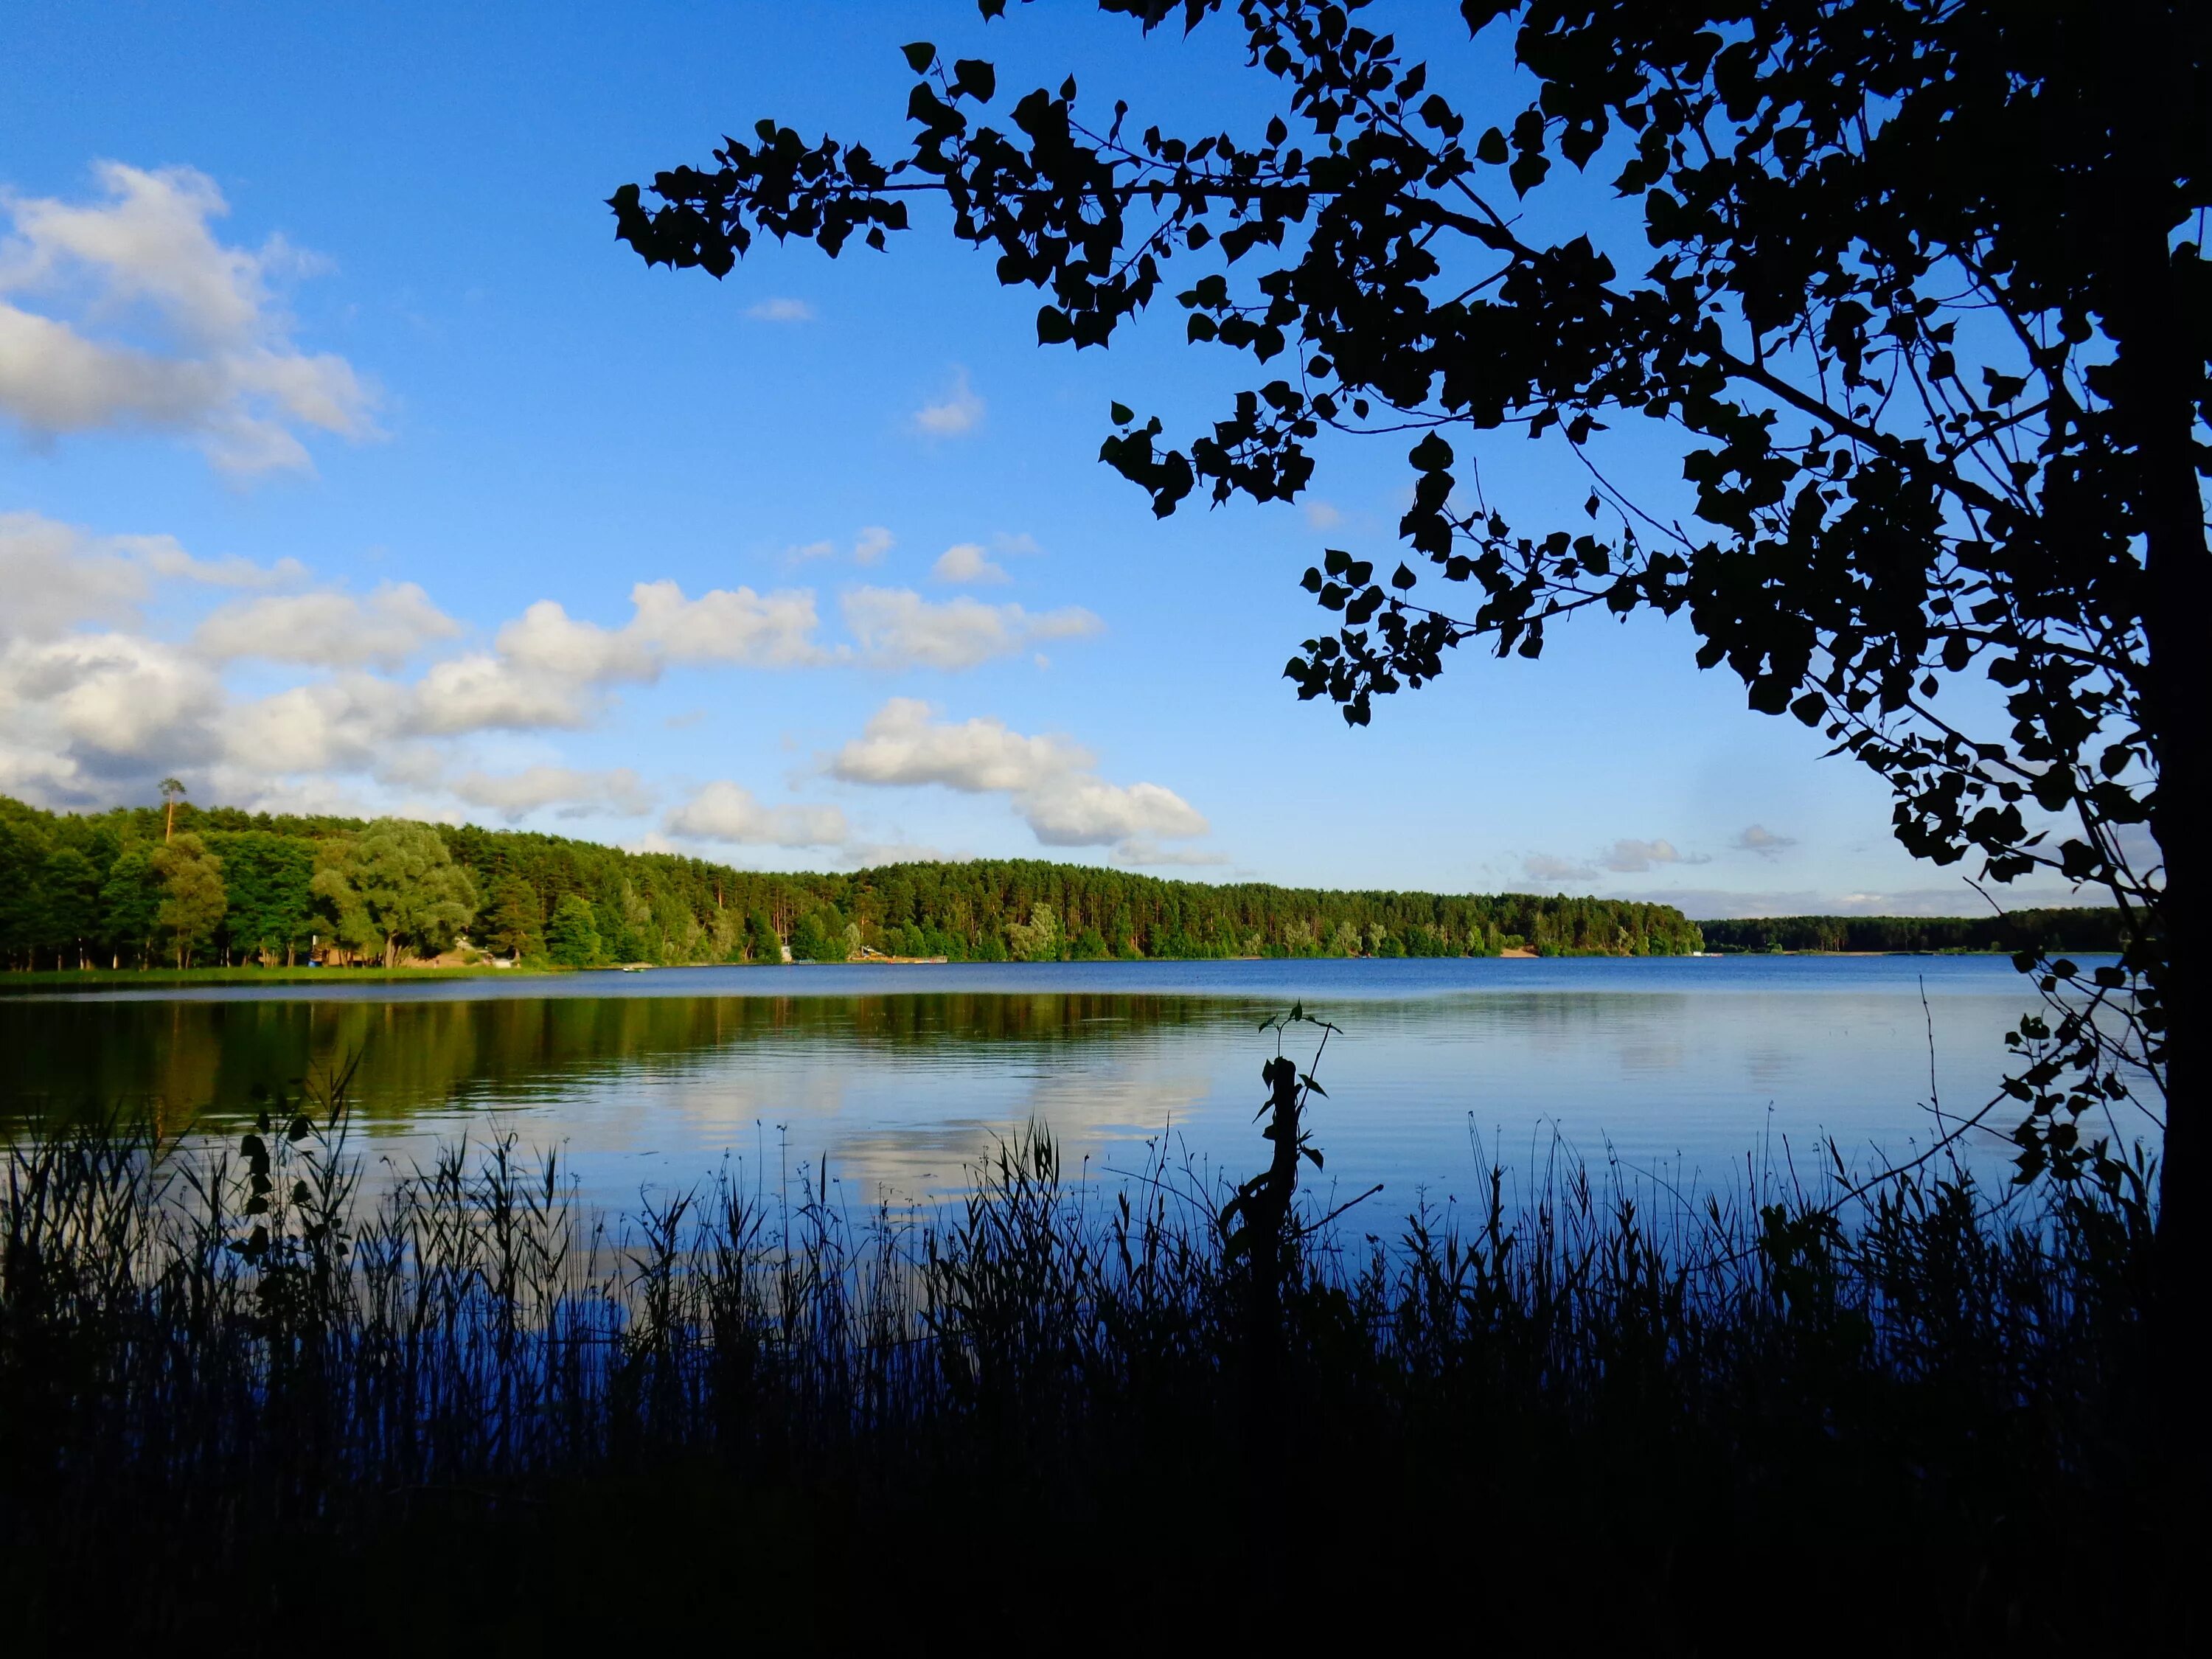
[1113,840,1234,868]
[1522,852,1597,883]
[1023,778,1208,846]
[1733,824,1798,858]
[0,627,263,809]
[831,698,1082,793]
[0,162,373,473]
[1600,837,1709,873]
[222,676,402,775]
[123,533,302,590]
[931,542,1008,585]
[828,698,1211,855]
[853,526,894,565]
[0,510,1113,832]
[496,580,825,682]
[0,513,150,640]
[195,582,460,669]
[911,367,984,437]
[408,653,595,734]
[840,588,1102,671]
[1524,838,1712,882]
[0,511,293,643]
[790,526,894,567]
[745,296,815,322]
[451,765,654,821]
[664,781,849,847]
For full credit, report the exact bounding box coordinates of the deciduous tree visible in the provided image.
[212,831,316,965]
[153,833,226,970]
[99,843,164,970]
[311,820,477,968]
[613,0,2202,1288]
[545,892,604,967]
[484,874,546,960]
[38,846,100,970]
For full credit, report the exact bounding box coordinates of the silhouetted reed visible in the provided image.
[0,1066,2169,1646]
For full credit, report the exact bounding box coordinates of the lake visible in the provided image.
[0,956,2146,1212]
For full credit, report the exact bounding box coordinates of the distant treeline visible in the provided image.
[0,793,1703,969]
[1697,909,2129,954]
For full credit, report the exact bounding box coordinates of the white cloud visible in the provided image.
[495,580,824,683]
[0,630,227,801]
[223,676,400,775]
[1526,838,1711,881]
[1733,824,1798,858]
[1113,840,1233,868]
[853,526,894,566]
[911,367,984,437]
[1522,852,1597,883]
[665,780,849,847]
[195,582,460,669]
[1301,499,1345,530]
[627,579,824,668]
[831,697,1082,793]
[123,533,302,589]
[408,653,595,734]
[0,162,373,473]
[0,511,1114,838]
[0,512,148,640]
[931,542,1008,584]
[1600,837,1709,873]
[790,526,895,568]
[451,765,654,821]
[828,698,1211,854]
[0,511,295,643]
[1023,776,1208,846]
[745,296,815,322]
[840,587,1102,671]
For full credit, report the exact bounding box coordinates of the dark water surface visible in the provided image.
[1,956,2140,1207]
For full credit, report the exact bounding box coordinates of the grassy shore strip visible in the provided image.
[0,962,566,988]
[0,1099,2171,1644]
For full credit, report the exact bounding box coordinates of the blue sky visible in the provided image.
[0,2,2079,917]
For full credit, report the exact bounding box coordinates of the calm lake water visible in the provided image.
[0,956,2146,1211]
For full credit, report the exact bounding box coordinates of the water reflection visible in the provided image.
[0,959,2129,1207]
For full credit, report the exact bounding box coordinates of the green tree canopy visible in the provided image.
[152,833,226,970]
[544,892,604,967]
[483,874,546,960]
[209,831,317,964]
[311,820,478,968]
[37,847,100,967]
[745,909,782,964]
[99,843,164,969]
[0,791,1708,973]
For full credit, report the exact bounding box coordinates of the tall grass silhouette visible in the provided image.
[0,1043,2169,1644]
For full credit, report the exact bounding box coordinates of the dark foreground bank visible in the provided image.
[0,1089,2184,1649]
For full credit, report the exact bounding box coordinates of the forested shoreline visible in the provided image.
[3,793,2129,973]
[0,793,1701,969]
[1699,911,2129,955]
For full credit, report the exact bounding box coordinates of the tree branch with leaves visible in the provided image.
[612,1,2205,1297]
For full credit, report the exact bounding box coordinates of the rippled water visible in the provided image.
[0,956,2142,1208]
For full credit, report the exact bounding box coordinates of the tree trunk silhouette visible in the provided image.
[2096,0,2205,1496]
[1225,1052,1304,1526]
